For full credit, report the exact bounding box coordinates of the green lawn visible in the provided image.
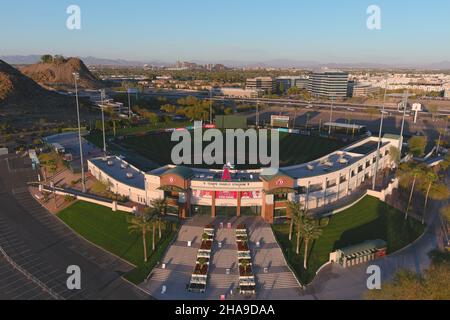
[120,131,346,169]
[272,196,426,284]
[57,201,178,284]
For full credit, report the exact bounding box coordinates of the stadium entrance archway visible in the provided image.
[216,206,237,217]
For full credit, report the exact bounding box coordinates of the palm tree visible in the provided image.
[287,201,302,241]
[150,198,167,239]
[397,162,425,220]
[294,209,306,255]
[421,170,438,225]
[301,217,323,270]
[127,212,154,262]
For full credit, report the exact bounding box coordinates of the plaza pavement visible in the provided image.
[141,216,302,300]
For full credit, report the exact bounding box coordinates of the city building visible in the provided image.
[95,99,127,116]
[246,77,276,94]
[276,76,309,91]
[444,83,450,99]
[349,82,380,97]
[308,71,349,100]
[214,87,263,99]
[88,135,399,224]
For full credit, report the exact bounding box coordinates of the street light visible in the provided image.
[209,86,213,124]
[127,88,132,119]
[372,78,388,190]
[73,72,86,193]
[328,95,334,135]
[100,89,107,155]
[398,90,409,154]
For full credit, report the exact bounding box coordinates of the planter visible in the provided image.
[200,240,212,251]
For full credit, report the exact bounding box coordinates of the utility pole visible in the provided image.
[100,89,107,155]
[73,72,86,193]
[372,78,388,190]
[398,90,409,154]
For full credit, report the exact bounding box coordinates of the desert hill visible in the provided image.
[20,56,102,89]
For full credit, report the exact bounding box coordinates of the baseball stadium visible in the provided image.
[87,116,400,224]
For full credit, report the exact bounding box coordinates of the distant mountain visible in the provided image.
[20,57,103,89]
[3,54,450,70]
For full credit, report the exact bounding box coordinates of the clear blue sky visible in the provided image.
[1,0,449,64]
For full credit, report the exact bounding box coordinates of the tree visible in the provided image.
[366,251,450,300]
[440,205,450,224]
[428,104,439,122]
[160,104,176,114]
[397,162,426,220]
[224,107,233,115]
[294,208,306,255]
[287,201,301,241]
[389,146,401,166]
[420,170,438,225]
[127,212,154,262]
[300,217,323,269]
[40,54,53,63]
[240,259,250,274]
[150,198,167,239]
[408,136,427,157]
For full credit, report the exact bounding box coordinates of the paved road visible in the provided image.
[0,154,150,300]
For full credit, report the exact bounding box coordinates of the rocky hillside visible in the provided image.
[20,57,102,89]
[0,60,89,127]
[0,59,53,102]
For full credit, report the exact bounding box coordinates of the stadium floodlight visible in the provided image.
[73,72,86,193]
[372,78,388,190]
[100,89,107,155]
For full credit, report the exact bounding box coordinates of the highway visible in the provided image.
[111,88,450,117]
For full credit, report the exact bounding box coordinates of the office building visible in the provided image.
[246,77,276,94]
[308,71,349,100]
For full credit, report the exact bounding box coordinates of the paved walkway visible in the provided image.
[141,216,301,300]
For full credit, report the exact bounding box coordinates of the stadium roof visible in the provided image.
[162,166,195,179]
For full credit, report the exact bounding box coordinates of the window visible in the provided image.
[340,175,347,184]
[327,179,337,188]
[385,149,390,156]
[358,165,363,173]
[309,183,323,193]
[297,186,307,194]
[366,161,371,168]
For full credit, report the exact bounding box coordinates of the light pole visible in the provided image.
[73,72,86,193]
[328,95,334,135]
[256,98,260,128]
[100,89,107,155]
[127,88,132,119]
[398,90,409,154]
[372,79,388,190]
[209,86,213,124]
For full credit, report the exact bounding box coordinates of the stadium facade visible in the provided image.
[88,135,399,223]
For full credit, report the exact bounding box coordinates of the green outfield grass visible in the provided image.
[57,201,178,284]
[119,131,347,169]
[272,196,426,284]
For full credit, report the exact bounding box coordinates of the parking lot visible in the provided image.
[0,154,150,300]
